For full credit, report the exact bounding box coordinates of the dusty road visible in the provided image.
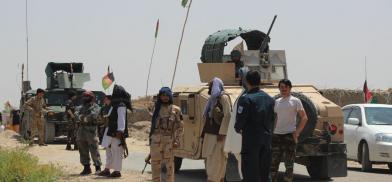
[1,130,391,181]
[30,144,392,182]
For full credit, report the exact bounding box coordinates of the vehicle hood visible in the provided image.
[367,125,392,134]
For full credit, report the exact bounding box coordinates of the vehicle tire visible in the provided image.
[274,92,318,143]
[306,156,330,180]
[388,163,392,173]
[360,143,372,172]
[45,122,55,143]
[174,157,183,173]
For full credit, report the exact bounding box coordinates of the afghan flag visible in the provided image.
[102,66,115,90]
[363,80,373,103]
[155,19,159,38]
[181,0,188,7]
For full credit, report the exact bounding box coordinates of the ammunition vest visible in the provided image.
[153,105,177,137]
[107,103,129,138]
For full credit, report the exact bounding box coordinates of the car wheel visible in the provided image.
[174,157,183,173]
[306,156,330,180]
[361,143,372,172]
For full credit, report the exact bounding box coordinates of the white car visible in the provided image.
[342,104,392,172]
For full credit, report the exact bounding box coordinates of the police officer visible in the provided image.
[24,88,49,146]
[149,87,184,182]
[75,91,102,175]
[65,90,78,150]
[234,70,275,182]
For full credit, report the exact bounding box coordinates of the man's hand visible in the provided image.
[173,142,179,148]
[292,131,299,144]
[116,131,123,140]
[217,135,226,142]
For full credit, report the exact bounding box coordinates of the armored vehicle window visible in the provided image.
[342,108,352,124]
[348,107,362,124]
[45,92,68,106]
[181,100,188,115]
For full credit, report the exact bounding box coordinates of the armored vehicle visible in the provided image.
[172,24,347,179]
[20,62,105,143]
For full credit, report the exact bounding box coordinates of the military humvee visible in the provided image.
[20,62,105,143]
[172,28,347,179]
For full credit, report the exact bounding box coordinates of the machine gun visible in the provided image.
[259,15,277,68]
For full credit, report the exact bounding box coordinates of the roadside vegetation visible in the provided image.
[0,147,63,182]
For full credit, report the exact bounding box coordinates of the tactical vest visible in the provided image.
[107,103,129,138]
[203,94,232,135]
[152,105,177,137]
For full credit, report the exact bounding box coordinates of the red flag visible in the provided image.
[363,80,372,103]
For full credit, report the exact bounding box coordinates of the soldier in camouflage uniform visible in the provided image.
[75,91,102,175]
[24,88,48,146]
[149,87,184,182]
[66,90,78,150]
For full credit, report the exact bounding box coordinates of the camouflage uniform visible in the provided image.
[75,103,102,167]
[270,134,296,182]
[66,99,78,150]
[150,105,183,182]
[24,96,46,145]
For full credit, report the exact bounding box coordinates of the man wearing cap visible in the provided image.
[24,88,49,146]
[149,87,184,182]
[75,91,102,175]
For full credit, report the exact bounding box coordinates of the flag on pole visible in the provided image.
[102,66,115,90]
[363,80,373,103]
[181,0,188,7]
[155,19,159,38]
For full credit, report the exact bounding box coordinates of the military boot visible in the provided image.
[95,166,102,175]
[66,143,72,150]
[80,165,92,175]
[74,144,78,150]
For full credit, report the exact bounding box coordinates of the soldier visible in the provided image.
[202,77,231,182]
[270,79,308,182]
[98,95,112,144]
[98,85,130,178]
[149,87,183,182]
[75,91,102,175]
[234,71,275,182]
[227,50,244,79]
[24,88,49,146]
[66,90,78,150]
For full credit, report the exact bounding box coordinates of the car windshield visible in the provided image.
[45,92,68,106]
[365,107,392,125]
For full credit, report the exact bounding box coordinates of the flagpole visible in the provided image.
[365,56,367,81]
[145,37,158,97]
[25,0,29,80]
[170,0,193,89]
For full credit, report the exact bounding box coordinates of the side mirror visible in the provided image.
[348,118,360,125]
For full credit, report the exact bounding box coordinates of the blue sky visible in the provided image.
[1,0,392,108]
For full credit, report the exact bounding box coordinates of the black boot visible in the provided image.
[80,165,92,175]
[109,171,121,178]
[73,144,78,150]
[95,166,102,175]
[66,143,72,150]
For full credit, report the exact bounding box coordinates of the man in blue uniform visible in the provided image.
[234,70,275,182]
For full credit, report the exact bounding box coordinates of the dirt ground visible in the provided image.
[0,127,152,182]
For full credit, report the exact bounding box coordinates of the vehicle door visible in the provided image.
[345,106,363,158]
[343,107,354,158]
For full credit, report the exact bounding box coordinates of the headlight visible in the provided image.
[375,133,392,143]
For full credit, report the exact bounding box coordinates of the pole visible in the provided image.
[365,56,367,81]
[145,38,158,97]
[25,0,29,80]
[170,0,193,89]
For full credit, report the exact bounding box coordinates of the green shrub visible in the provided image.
[0,148,63,182]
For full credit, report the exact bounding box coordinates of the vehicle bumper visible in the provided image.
[371,142,392,163]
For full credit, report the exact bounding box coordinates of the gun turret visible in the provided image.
[45,62,90,89]
[198,15,287,85]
